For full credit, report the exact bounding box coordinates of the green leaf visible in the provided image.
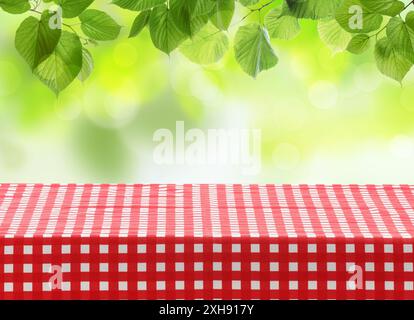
[78,48,94,82]
[112,0,164,11]
[347,34,371,54]
[0,0,30,14]
[210,0,234,31]
[34,31,83,94]
[15,11,62,70]
[57,0,94,19]
[335,0,383,33]
[129,10,151,38]
[193,0,216,16]
[284,0,342,19]
[80,9,122,41]
[380,0,405,16]
[360,0,397,13]
[170,0,209,37]
[180,23,229,65]
[375,37,412,82]
[386,16,414,63]
[265,7,301,40]
[318,19,352,53]
[149,4,186,54]
[239,0,260,7]
[234,23,278,77]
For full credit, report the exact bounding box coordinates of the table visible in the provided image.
[0,184,413,299]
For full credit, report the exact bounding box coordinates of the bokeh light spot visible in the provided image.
[308,81,338,109]
[113,42,138,68]
[353,63,382,93]
[400,86,414,112]
[272,143,301,170]
[389,135,414,159]
[0,60,21,97]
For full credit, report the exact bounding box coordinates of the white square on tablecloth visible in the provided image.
[194,262,203,271]
[213,280,222,290]
[118,263,128,272]
[251,262,260,271]
[404,282,414,291]
[346,244,355,253]
[137,263,146,272]
[4,264,13,273]
[232,281,241,290]
[81,282,90,291]
[43,245,51,254]
[404,262,413,272]
[137,244,146,254]
[61,245,71,254]
[232,262,241,271]
[118,244,128,254]
[308,244,317,253]
[157,281,166,291]
[213,262,222,271]
[213,244,222,253]
[119,282,128,291]
[23,264,32,273]
[308,262,317,272]
[269,244,279,253]
[23,283,32,292]
[232,244,241,253]
[99,263,108,272]
[365,244,374,253]
[270,262,279,272]
[81,263,90,272]
[175,262,184,272]
[194,281,203,290]
[270,281,279,290]
[81,244,89,254]
[289,262,298,272]
[24,245,32,255]
[4,283,13,292]
[156,262,165,272]
[100,282,109,291]
[175,281,185,290]
[99,245,108,254]
[327,281,336,290]
[365,281,375,291]
[308,281,317,290]
[365,262,375,272]
[289,244,297,253]
[327,244,336,253]
[194,244,203,253]
[289,281,298,290]
[61,282,71,291]
[42,282,51,292]
[251,281,260,290]
[385,281,394,291]
[404,244,413,253]
[137,281,147,291]
[4,246,13,255]
[384,262,394,272]
[327,262,336,271]
[62,263,70,272]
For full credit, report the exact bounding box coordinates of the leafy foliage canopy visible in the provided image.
[2,0,414,93]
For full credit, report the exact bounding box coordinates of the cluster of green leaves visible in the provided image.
[1,0,414,94]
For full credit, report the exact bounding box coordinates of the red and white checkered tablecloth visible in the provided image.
[0,184,414,300]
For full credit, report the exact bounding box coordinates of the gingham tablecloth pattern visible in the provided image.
[0,184,414,300]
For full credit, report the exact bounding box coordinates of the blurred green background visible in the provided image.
[1,2,414,184]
